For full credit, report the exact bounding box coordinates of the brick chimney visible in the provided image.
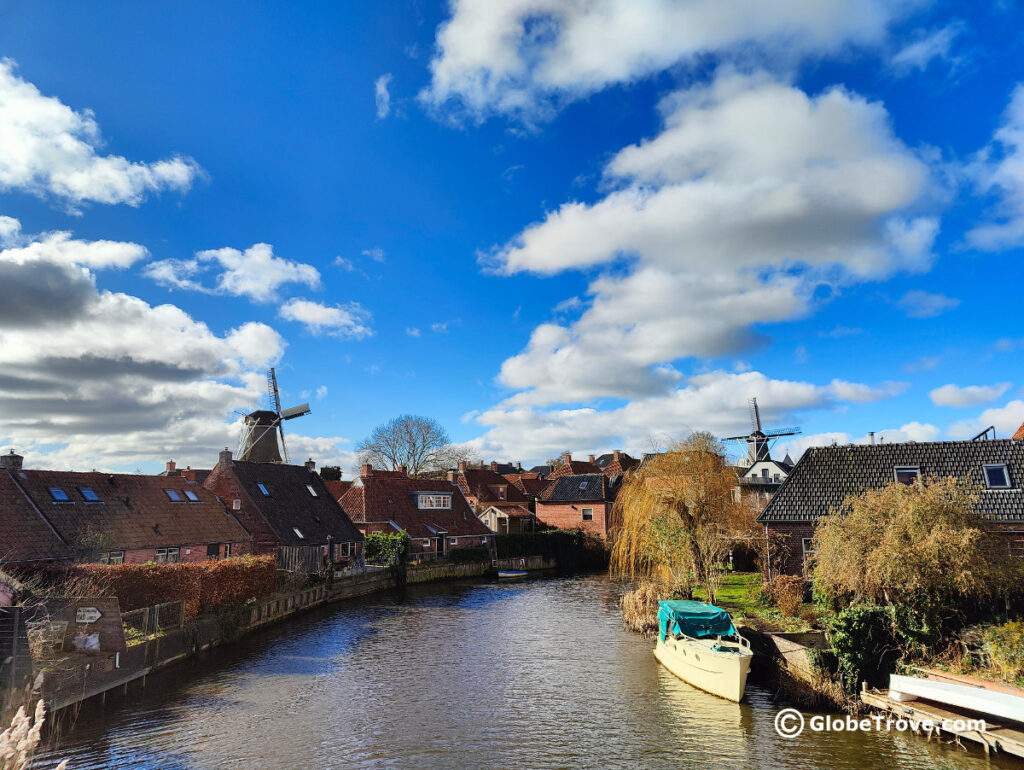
[305,458,316,472]
[361,463,373,477]
[516,461,523,471]
[166,460,176,474]
[1,450,23,472]
[458,461,468,472]
[588,454,595,463]
[613,450,621,462]
[218,447,232,467]
[182,467,196,482]
[490,461,498,472]
[447,470,456,482]
[397,465,407,476]
[562,453,572,464]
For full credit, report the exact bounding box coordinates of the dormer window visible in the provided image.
[164,489,183,502]
[894,467,920,485]
[257,483,270,496]
[984,464,1011,489]
[79,487,100,502]
[48,487,69,501]
[183,489,200,502]
[306,484,318,497]
[417,494,451,509]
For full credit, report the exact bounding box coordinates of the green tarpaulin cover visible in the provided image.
[657,600,736,642]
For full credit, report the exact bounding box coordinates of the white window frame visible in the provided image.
[223,543,232,558]
[894,466,921,485]
[581,507,594,521]
[802,538,816,576]
[417,494,451,510]
[101,550,125,565]
[306,484,318,497]
[155,547,180,564]
[183,489,200,502]
[983,464,1011,489]
[292,527,305,539]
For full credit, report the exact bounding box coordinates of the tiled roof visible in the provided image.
[1015,421,1024,441]
[216,461,363,546]
[528,465,554,476]
[548,459,602,479]
[454,468,529,506]
[508,476,548,497]
[0,471,72,563]
[758,439,1024,523]
[539,474,610,503]
[339,474,494,539]
[482,505,534,519]
[596,453,640,476]
[13,469,250,551]
[322,479,353,501]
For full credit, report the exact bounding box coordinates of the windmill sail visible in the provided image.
[236,368,311,463]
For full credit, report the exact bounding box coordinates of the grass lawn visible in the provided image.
[693,571,816,632]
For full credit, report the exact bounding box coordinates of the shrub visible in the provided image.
[828,602,900,692]
[495,529,608,571]
[449,547,489,564]
[765,575,805,617]
[364,531,410,566]
[620,581,661,636]
[984,620,1024,681]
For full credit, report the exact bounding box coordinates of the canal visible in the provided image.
[37,575,1015,769]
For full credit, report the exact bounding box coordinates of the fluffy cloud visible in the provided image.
[890,22,965,74]
[948,400,1024,440]
[775,421,941,460]
[375,74,393,119]
[145,243,321,303]
[896,289,960,318]
[422,0,915,120]
[930,382,1012,407]
[490,72,935,405]
[0,59,199,210]
[278,298,373,339]
[467,369,906,463]
[968,84,1024,249]
[0,221,287,469]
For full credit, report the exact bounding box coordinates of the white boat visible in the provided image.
[888,673,1024,724]
[653,600,753,703]
[497,570,528,579]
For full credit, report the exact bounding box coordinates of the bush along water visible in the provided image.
[495,529,608,572]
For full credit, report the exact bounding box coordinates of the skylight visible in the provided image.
[306,484,318,497]
[164,489,183,501]
[257,483,270,496]
[183,489,200,502]
[48,487,69,501]
[79,487,100,502]
[984,464,1011,489]
[578,481,588,490]
[292,527,304,539]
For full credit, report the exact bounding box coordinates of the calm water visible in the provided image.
[36,575,1015,769]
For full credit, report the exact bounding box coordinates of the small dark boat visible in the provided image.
[497,570,528,579]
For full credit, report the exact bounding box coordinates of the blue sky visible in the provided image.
[0,0,1022,473]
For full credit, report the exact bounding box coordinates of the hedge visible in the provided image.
[495,529,609,571]
[70,555,277,619]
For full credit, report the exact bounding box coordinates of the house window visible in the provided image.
[48,487,69,501]
[183,489,200,502]
[164,489,183,502]
[450,538,458,545]
[155,547,180,564]
[257,483,270,496]
[894,467,920,485]
[100,551,124,565]
[578,481,588,490]
[417,494,451,509]
[306,484,318,497]
[984,464,1011,489]
[1008,537,1024,560]
[79,487,100,502]
[224,543,231,558]
[762,468,769,479]
[581,507,594,521]
[802,538,816,576]
[292,527,304,539]
[232,498,241,510]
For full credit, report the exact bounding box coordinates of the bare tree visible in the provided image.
[431,443,480,472]
[356,415,450,476]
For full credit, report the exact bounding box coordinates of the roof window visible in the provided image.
[183,489,200,502]
[984,464,1011,489]
[578,481,588,490]
[894,467,920,485]
[257,483,270,496]
[48,487,69,501]
[306,484,318,497]
[79,487,100,502]
[164,489,183,502]
[292,527,304,539]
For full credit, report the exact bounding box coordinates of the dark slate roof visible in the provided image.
[528,465,554,476]
[539,474,610,503]
[227,461,363,545]
[12,469,250,551]
[548,459,602,479]
[0,470,73,563]
[758,439,1024,523]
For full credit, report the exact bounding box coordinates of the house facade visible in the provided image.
[535,473,619,539]
[450,462,531,514]
[478,505,535,535]
[0,450,250,565]
[204,450,363,568]
[757,436,1024,577]
[338,464,495,557]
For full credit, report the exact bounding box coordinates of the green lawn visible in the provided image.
[693,571,816,632]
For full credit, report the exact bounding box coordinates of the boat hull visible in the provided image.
[497,570,528,578]
[654,636,753,702]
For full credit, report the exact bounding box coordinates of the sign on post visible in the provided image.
[76,606,102,624]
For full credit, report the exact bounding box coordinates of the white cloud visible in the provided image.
[819,326,863,338]
[278,298,373,339]
[903,354,941,373]
[896,289,960,318]
[316,385,328,400]
[929,382,1011,407]
[406,327,422,337]
[948,400,1024,439]
[375,73,393,119]
[552,296,583,314]
[967,84,1024,249]
[431,322,449,333]
[0,221,147,269]
[775,421,941,461]
[890,23,965,74]
[362,246,386,263]
[422,0,915,120]
[489,72,935,406]
[145,243,321,303]
[827,379,908,402]
[0,59,199,211]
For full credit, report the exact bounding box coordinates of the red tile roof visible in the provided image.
[322,479,353,501]
[507,476,548,497]
[548,458,602,479]
[454,468,530,507]
[12,469,249,553]
[339,473,494,540]
[1015,421,1024,441]
[0,471,72,563]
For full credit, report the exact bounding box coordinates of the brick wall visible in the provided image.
[120,541,250,565]
[535,501,611,539]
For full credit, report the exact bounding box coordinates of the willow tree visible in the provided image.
[610,433,746,603]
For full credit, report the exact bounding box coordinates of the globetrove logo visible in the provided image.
[774,708,985,738]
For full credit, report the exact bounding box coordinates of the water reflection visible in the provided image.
[36,575,1017,769]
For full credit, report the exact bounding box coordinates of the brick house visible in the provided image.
[478,505,536,535]
[203,450,363,568]
[338,464,495,557]
[450,462,531,514]
[535,473,620,539]
[593,450,640,477]
[757,435,1024,577]
[0,450,250,565]
[547,453,602,479]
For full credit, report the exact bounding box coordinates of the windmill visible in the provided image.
[236,368,311,463]
[724,397,800,467]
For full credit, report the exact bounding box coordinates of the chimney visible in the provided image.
[182,468,196,482]
[563,453,572,464]
[447,470,455,482]
[361,463,373,477]
[305,458,316,472]
[490,461,498,472]
[1,450,23,472]
[166,460,176,473]
[218,447,232,467]
[588,454,595,463]
[613,450,621,462]
[868,432,875,445]
[397,465,408,476]
[516,461,523,471]
[458,461,468,472]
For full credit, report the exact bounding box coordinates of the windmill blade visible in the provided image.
[278,421,289,464]
[763,427,801,437]
[281,403,311,420]
[748,397,762,432]
[267,368,283,415]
